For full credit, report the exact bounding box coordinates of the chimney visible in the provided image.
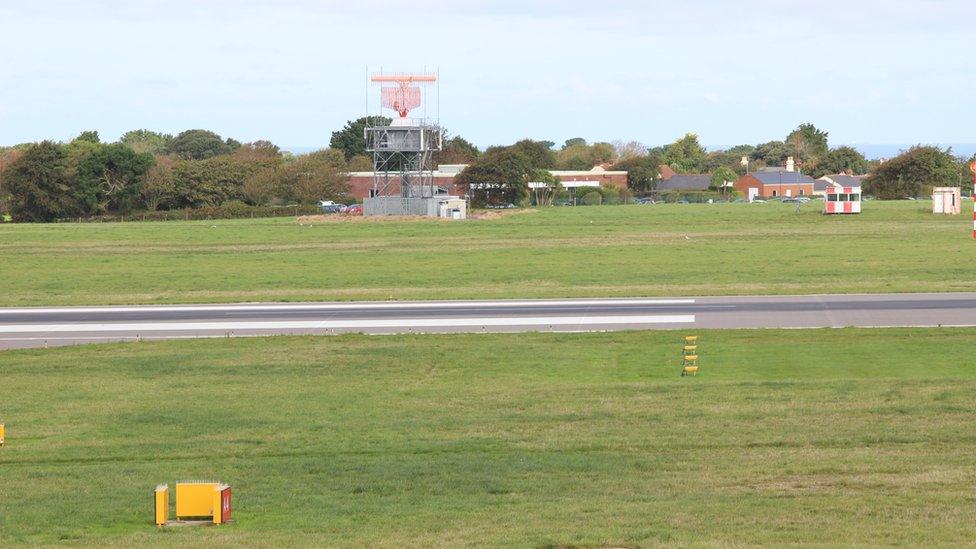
[786,156,795,172]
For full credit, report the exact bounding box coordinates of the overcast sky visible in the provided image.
[1,0,974,150]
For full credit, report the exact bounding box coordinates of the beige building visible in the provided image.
[932,187,961,215]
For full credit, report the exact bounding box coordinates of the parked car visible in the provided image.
[344,204,363,216]
[319,203,345,214]
[554,200,574,207]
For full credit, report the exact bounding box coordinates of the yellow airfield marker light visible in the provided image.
[681,336,700,376]
[153,484,169,526]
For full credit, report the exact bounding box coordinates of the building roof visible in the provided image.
[549,167,627,176]
[816,174,865,191]
[347,171,459,178]
[747,170,816,185]
[658,165,677,180]
[657,174,711,191]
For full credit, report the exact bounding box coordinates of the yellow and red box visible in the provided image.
[175,482,232,523]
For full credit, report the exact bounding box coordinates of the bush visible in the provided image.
[653,190,728,203]
[864,146,957,199]
[580,191,603,205]
[53,203,322,223]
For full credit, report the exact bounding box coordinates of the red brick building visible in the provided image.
[734,169,816,201]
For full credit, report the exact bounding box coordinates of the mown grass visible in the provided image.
[2,328,975,546]
[1,201,973,306]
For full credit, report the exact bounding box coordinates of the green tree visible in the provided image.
[528,168,561,206]
[119,130,174,155]
[140,155,178,211]
[563,137,586,149]
[710,166,739,193]
[244,149,348,206]
[330,116,392,159]
[455,148,532,207]
[555,144,596,170]
[786,123,829,175]
[171,156,256,207]
[1,141,78,221]
[168,129,232,160]
[75,130,101,144]
[281,149,349,204]
[434,135,480,165]
[555,141,617,170]
[0,148,25,214]
[611,153,663,192]
[505,139,556,169]
[864,146,957,199]
[751,140,793,167]
[704,151,744,174]
[347,155,373,172]
[231,141,283,164]
[74,143,154,213]
[817,146,870,178]
[727,144,755,156]
[663,133,706,173]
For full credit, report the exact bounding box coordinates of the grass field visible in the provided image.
[2,328,976,546]
[1,200,973,307]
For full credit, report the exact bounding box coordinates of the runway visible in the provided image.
[2,293,975,349]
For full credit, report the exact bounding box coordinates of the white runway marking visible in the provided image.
[0,299,695,315]
[0,315,695,333]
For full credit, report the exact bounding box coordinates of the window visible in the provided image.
[772,190,778,197]
[798,189,805,196]
[827,194,837,202]
[850,193,860,202]
[838,194,849,201]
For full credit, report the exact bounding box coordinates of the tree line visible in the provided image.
[0,129,351,221]
[3,121,974,220]
[455,123,976,206]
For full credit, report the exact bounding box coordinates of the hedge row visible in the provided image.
[52,202,323,223]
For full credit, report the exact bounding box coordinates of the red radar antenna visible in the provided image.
[371,72,436,118]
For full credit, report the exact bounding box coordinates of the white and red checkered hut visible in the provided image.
[823,183,861,214]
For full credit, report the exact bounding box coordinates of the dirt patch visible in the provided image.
[297,208,537,223]
[470,208,538,220]
[296,214,442,224]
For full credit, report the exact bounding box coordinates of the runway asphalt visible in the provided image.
[2,293,975,349]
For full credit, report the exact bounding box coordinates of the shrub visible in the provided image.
[580,191,603,205]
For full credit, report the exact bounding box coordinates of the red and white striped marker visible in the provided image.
[824,186,861,214]
[970,160,976,239]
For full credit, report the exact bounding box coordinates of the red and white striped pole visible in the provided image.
[971,160,976,240]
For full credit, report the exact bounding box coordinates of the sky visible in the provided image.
[1,0,974,153]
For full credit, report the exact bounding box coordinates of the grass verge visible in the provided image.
[2,327,975,545]
[1,201,974,306]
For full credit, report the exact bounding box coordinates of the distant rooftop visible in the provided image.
[657,174,711,191]
[747,170,816,184]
